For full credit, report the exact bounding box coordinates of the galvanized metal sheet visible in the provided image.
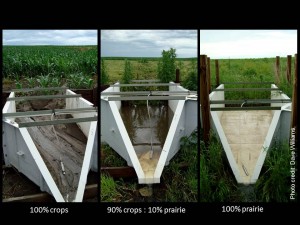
[18,117,97,128]
[7,94,82,101]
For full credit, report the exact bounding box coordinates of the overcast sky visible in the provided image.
[200,30,297,59]
[3,30,97,45]
[101,30,197,58]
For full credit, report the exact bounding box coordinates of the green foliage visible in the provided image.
[101,58,196,83]
[102,56,195,61]
[209,57,294,98]
[164,130,198,202]
[51,77,61,87]
[25,77,36,88]
[182,69,198,91]
[2,46,97,79]
[101,59,109,85]
[176,60,185,78]
[139,58,148,63]
[242,68,257,77]
[179,59,199,91]
[101,144,127,167]
[101,174,121,202]
[34,74,61,95]
[200,132,239,202]
[115,179,138,201]
[157,48,177,83]
[200,155,212,198]
[37,75,52,88]
[100,130,198,202]
[121,59,133,92]
[255,143,291,202]
[200,128,293,202]
[122,59,133,84]
[67,73,94,89]
[15,81,23,89]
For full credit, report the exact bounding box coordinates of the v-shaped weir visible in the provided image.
[120,103,173,179]
[2,89,98,202]
[207,84,292,184]
[101,82,197,184]
[220,110,273,184]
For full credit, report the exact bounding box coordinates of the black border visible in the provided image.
[0,14,299,219]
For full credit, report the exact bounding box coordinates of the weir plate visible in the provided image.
[101,82,197,184]
[204,84,291,185]
[2,89,98,202]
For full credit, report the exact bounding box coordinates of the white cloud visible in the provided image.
[101,30,197,57]
[200,30,297,58]
[3,30,97,45]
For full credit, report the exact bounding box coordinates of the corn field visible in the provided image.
[2,46,97,79]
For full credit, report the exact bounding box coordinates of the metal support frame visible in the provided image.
[211,106,282,111]
[101,91,197,96]
[17,117,97,128]
[131,79,160,83]
[221,82,273,85]
[3,107,98,118]
[210,99,291,104]
[11,87,68,92]
[212,88,280,92]
[107,96,187,101]
[7,94,81,101]
[110,83,178,87]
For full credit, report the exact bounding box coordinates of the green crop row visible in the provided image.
[3,46,97,79]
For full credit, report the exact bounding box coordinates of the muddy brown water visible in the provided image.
[120,101,174,177]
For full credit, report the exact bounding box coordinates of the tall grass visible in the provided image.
[200,131,240,202]
[200,129,293,202]
[101,174,121,202]
[209,57,295,98]
[163,130,198,202]
[255,142,291,202]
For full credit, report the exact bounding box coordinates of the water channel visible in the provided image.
[120,101,174,177]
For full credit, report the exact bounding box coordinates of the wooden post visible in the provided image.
[200,55,210,145]
[207,57,211,93]
[275,56,280,85]
[287,55,292,84]
[215,60,220,87]
[175,68,180,83]
[291,54,297,141]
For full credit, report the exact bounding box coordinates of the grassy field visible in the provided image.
[209,57,296,98]
[2,46,97,90]
[101,57,197,85]
[200,56,295,202]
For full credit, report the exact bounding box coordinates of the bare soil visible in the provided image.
[2,167,98,202]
